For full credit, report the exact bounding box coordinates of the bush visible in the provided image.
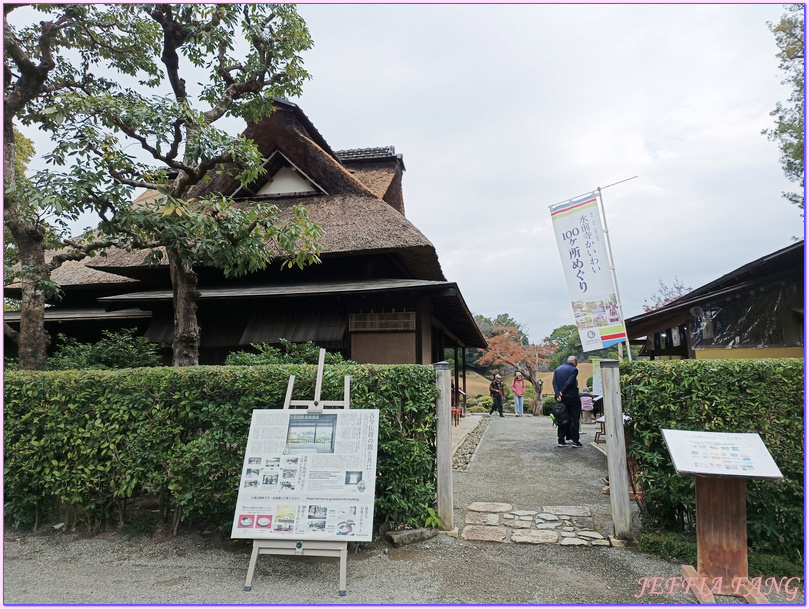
[542,396,556,415]
[638,532,803,578]
[4,363,438,534]
[622,359,804,558]
[45,328,161,370]
[477,396,493,409]
[225,339,353,365]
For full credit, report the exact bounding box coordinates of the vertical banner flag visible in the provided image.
[550,192,627,352]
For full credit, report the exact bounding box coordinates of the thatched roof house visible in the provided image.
[5,99,486,365]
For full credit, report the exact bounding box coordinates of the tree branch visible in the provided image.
[4,322,19,344]
[45,238,117,272]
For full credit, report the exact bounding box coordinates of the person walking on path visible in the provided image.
[552,355,582,446]
[510,372,526,416]
[489,374,505,417]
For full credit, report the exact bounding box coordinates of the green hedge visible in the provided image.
[621,359,804,557]
[4,364,438,534]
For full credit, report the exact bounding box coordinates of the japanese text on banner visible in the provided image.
[550,193,627,352]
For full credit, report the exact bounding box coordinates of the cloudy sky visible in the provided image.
[15,3,803,344]
[288,3,802,342]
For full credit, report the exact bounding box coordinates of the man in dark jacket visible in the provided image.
[552,356,582,447]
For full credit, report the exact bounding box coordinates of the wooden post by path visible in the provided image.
[601,359,632,540]
[434,361,453,531]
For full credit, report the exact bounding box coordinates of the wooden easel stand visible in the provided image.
[242,349,351,596]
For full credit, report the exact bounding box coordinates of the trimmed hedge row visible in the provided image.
[620,359,804,557]
[4,364,439,533]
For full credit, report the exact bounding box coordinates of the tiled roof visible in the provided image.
[336,147,399,162]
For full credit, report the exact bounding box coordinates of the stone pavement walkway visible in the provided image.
[461,501,627,547]
[451,412,631,544]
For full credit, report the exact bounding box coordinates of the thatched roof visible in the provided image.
[84,192,443,280]
[4,249,139,299]
[28,99,445,288]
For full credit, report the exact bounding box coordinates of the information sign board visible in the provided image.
[661,429,783,480]
[231,409,379,541]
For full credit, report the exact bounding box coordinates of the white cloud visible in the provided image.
[13,3,801,344]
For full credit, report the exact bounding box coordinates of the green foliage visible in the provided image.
[542,395,557,415]
[45,329,161,370]
[749,553,805,579]
[36,4,321,367]
[4,363,439,533]
[763,4,805,211]
[638,532,803,578]
[621,359,804,557]
[477,396,493,409]
[423,505,441,528]
[225,340,353,366]
[546,324,581,368]
[638,531,697,564]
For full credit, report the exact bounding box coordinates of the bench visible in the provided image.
[451,408,462,426]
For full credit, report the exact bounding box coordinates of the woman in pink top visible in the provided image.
[511,372,526,416]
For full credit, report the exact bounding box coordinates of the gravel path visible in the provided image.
[4,414,804,605]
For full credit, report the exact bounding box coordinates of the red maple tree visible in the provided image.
[475,326,556,415]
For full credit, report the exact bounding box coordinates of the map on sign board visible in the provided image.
[661,429,783,480]
[231,409,379,541]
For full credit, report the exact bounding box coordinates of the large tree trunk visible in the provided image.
[4,116,15,191]
[11,225,50,370]
[168,252,200,366]
[531,379,544,416]
[5,117,50,370]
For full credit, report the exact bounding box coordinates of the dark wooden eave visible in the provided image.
[625,240,804,340]
[98,278,487,348]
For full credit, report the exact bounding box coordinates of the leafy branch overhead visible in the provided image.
[6,4,322,368]
[763,4,804,213]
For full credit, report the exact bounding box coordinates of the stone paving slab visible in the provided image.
[510,529,559,544]
[541,506,592,516]
[560,537,589,546]
[465,512,500,526]
[460,503,618,547]
[461,526,509,542]
[467,502,513,513]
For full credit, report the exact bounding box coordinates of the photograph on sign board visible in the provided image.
[284,413,338,454]
[273,505,296,532]
[345,471,362,485]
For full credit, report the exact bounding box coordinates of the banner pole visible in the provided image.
[595,187,632,361]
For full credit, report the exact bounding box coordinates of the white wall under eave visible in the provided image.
[257,166,316,195]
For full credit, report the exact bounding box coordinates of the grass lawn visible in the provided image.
[458,363,595,400]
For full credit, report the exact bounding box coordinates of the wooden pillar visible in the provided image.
[434,361,453,531]
[453,346,459,409]
[601,359,632,539]
[696,476,748,594]
[462,347,467,415]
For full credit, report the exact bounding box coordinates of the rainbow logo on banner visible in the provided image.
[549,195,598,219]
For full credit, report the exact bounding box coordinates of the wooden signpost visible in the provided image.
[235,349,379,596]
[661,429,783,604]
